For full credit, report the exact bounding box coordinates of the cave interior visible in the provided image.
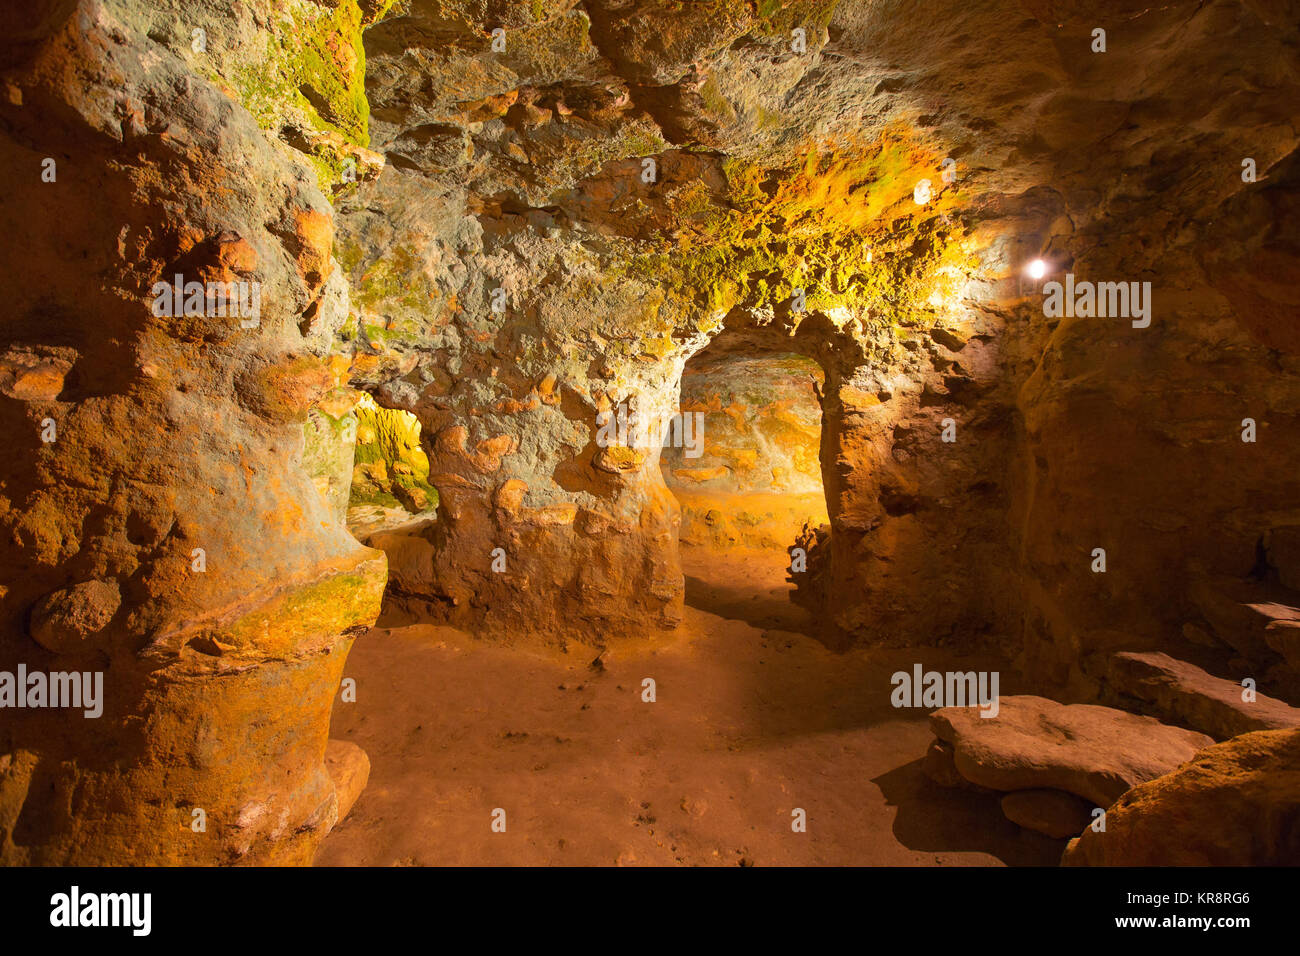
[1,0,1299,868]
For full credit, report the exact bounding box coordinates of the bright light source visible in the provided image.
[1027,259,1047,280]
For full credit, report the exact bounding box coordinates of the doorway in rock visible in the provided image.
[348,393,447,632]
[343,393,439,538]
[303,390,440,626]
[312,349,1061,867]
[302,391,439,545]
[661,342,830,636]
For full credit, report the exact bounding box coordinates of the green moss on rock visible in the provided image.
[630,128,973,338]
[349,396,440,514]
[340,241,439,322]
[229,0,371,147]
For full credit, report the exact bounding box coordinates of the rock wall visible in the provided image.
[2,0,1297,864]
[330,0,983,646]
[0,0,386,864]
[349,393,439,514]
[790,2,1300,687]
[664,354,824,496]
[303,407,358,524]
[331,0,1299,680]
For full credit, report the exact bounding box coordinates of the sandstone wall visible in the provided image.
[333,0,1300,685]
[663,354,824,496]
[0,0,386,864]
[3,0,1297,868]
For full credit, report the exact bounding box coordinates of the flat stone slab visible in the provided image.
[1000,789,1095,839]
[1109,651,1300,740]
[1189,577,1299,663]
[929,695,1214,807]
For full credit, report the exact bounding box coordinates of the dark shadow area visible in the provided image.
[873,759,1067,867]
[682,569,814,634]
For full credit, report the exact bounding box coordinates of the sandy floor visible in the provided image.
[316,544,1064,866]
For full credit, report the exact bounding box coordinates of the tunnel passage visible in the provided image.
[303,392,440,542]
[652,313,843,637]
[662,350,829,553]
[2,0,1298,872]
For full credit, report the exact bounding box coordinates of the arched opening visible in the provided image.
[661,339,829,634]
[303,392,440,542]
[347,393,439,536]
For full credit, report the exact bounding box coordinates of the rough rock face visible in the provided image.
[929,697,1213,807]
[324,739,371,823]
[663,354,824,497]
[323,0,1298,676]
[664,352,828,549]
[304,408,359,524]
[349,394,439,515]
[1187,578,1300,687]
[0,0,386,864]
[1063,730,1300,866]
[2,0,1298,865]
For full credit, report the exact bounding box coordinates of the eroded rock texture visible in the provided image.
[665,352,828,549]
[0,0,386,864]
[1106,650,1300,741]
[329,0,1300,680]
[1063,729,1300,866]
[1,0,1298,864]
